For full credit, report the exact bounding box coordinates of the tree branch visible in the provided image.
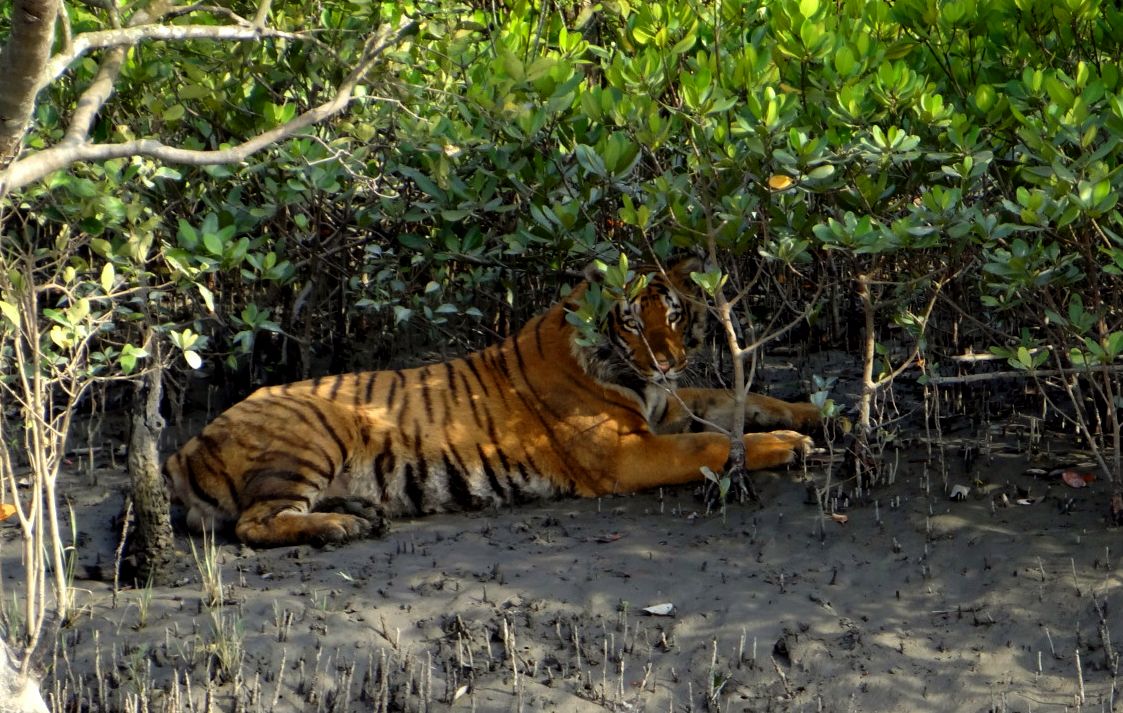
[42,21,306,87]
[0,0,61,167]
[0,17,416,197]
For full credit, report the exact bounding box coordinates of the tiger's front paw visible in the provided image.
[744,430,814,470]
[315,496,390,539]
[307,512,386,547]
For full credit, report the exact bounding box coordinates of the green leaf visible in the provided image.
[574,144,607,177]
[203,232,224,256]
[177,219,198,250]
[1107,332,1123,360]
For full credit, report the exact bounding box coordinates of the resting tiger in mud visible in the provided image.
[163,258,821,548]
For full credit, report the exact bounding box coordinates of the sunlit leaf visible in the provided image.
[768,174,795,190]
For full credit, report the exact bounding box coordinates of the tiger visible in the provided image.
[163,257,822,548]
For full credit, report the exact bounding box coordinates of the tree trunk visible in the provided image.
[126,359,175,585]
[0,0,59,168]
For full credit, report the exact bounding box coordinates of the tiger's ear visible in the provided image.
[583,260,607,284]
[666,256,703,289]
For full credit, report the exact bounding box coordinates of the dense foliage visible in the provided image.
[2,0,1122,466]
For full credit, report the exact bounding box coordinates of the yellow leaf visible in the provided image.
[0,503,17,521]
[0,300,19,328]
[768,174,795,190]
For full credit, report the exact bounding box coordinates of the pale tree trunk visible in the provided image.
[0,0,59,167]
[126,345,174,585]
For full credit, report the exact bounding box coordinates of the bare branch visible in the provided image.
[926,363,1123,385]
[42,22,304,87]
[64,44,126,144]
[0,18,416,197]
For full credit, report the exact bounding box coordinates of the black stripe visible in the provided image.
[511,334,529,380]
[398,376,412,423]
[443,452,473,508]
[403,463,423,514]
[464,373,485,431]
[183,456,222,509]
[302,399,349,464]
[254,429,336,472]
[447,445,472,485]
[463,355,492,398]
[476,444,507,503]
[372,433,394,498]
[564,370,647,417]
[493,347,514,382]
[484,408,500,446]
[440,385,454,428]
[533,317,546,357]
[421,381,434,420]
[494,446,511,473]
[511,463,535,504]
[511,339,571,427]
[196,432,225,460]
[262,397,345,469]
[351,374,365,407]
[364,373,377,404]
[191,436,240,507]
[446,362,458,402]
[243,468,322,502]
[259,496,312,519]
[278,454,332,481]
[412,424,428,511]
[328,375,345,401]
[386,371,402,407]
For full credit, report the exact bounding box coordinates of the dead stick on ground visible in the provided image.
[770,656,794,699]
[111,496,134,607]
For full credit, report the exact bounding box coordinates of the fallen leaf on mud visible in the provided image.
[1062,470,1090,488]
[452,685,469,702]
[0,503,16,521]
[831,513,848,525]
[1024,468,1048,478]
[595,532,624,543]
[1016,498,1037,506]
[949,484,970,501]
[642,603,675,617]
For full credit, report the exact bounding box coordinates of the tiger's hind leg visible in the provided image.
[235,499,384,548]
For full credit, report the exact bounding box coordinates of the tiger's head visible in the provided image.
[572,257,707,389]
